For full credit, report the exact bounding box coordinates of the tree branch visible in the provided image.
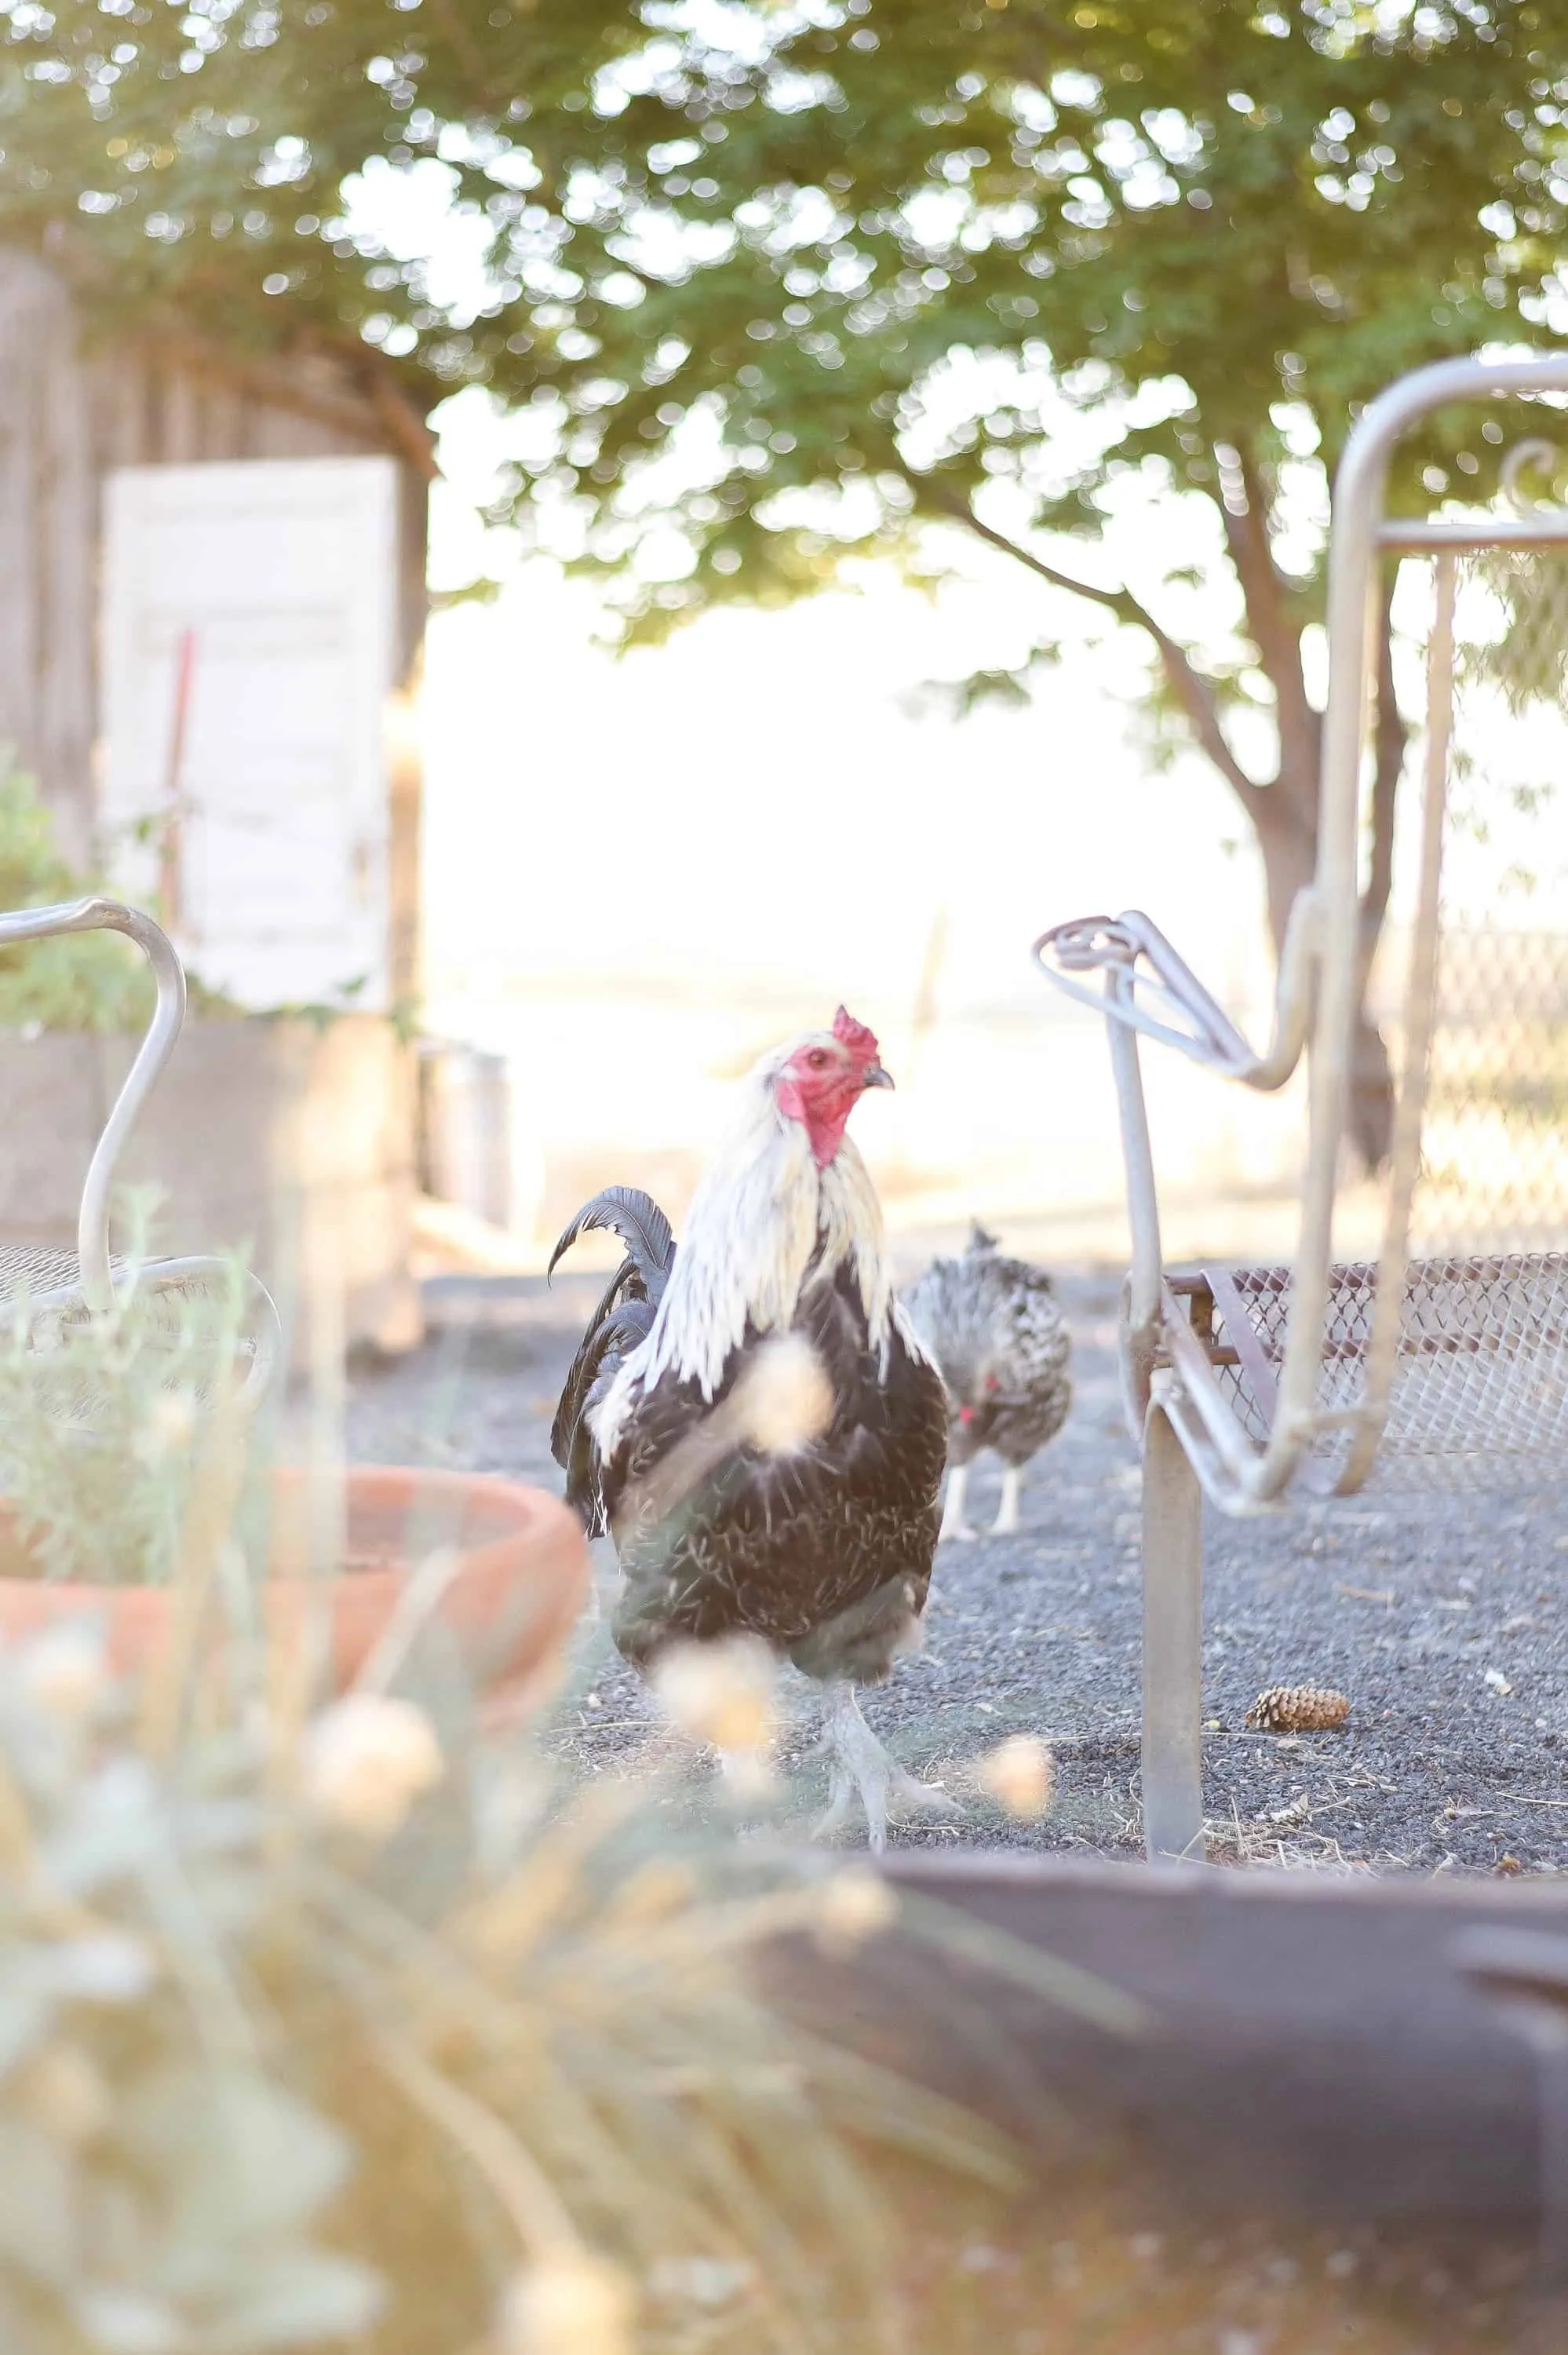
[132,323,424,465]
[907,471,1265,815]
[359,363,441,483]
[428,0,490,87]
[301,328,440,480]
[1223,446,1318,793]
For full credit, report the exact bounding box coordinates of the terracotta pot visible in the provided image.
[0,1466,590,1709]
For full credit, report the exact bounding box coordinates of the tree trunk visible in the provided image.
[1247,736,1398,1176]
[1347,1013,1396,1173]
[1249,777,1318,959]
[1344,578,1407,1174]
[1223,475,1402,1176]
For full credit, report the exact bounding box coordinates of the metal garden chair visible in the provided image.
[1035,352,1568,1861]
[0,896,280,1419]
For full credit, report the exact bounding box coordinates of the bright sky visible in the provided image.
[417,407,1267,1039]
[412,429,1311,1252]
[340,153,1279,1048]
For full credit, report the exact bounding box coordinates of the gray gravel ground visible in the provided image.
[346,1269,1568,1875]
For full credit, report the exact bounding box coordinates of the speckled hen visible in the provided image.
[549,1009,954,1851]
[902,1224,1071,1541]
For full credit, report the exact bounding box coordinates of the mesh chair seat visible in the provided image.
[1183,1252,1568,1495]
[0,1246,85,1310]
[0,1243,275,1429]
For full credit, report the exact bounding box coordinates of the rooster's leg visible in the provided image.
[938,1463,977,1544]
[990,1465,1022,1537]
[812,1685,961,1855]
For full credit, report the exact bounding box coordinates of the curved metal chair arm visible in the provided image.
[1033,889,1322,1095]
[0,897,186,1312]
[136,1257,284,1416]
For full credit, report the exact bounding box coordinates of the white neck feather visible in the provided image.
[593,1051,911,1452]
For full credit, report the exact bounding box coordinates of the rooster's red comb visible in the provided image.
[832,1006,881,1062]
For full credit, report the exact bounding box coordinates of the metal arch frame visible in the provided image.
[0,896,184,1309]
[1280,352,1568,1504]
[1033,352,1568,1860]
[0,896,280,1408]
[1037,350,1568,1515]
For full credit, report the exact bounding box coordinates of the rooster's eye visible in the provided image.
[806,1050,829,1069]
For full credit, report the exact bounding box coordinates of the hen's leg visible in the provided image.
[938,1462,976,1544]
[812,1685,961,1855]
[990,1464,1023,1537]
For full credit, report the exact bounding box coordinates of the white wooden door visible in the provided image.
[100,456,399,1012]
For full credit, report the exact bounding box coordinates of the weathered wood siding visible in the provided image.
[0,254,100,869]
[0,1017,421,1362]
[0,250,432,1349]
[0,248,428,1002]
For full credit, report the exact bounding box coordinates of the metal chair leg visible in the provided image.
[1141,1399,1205,1862]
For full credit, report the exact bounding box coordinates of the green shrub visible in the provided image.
[0,769,155,1035]
[0,769,233,1033]
[0,1211,259,1586]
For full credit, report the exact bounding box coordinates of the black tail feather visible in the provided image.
[548,1185,674,1287]
[549,1188,676,1533]
[548,1264,636,1470]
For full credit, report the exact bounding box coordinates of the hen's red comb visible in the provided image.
[833,1006,881,1062]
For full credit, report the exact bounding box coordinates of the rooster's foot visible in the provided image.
[811,1685,961,1856]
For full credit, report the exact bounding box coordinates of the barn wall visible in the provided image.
[0,249,432,1353]
[0,1017,422,1364]
[0,253,100,869]
[0,247,428,996]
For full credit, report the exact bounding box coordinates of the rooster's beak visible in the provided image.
[862,1063,895,1090]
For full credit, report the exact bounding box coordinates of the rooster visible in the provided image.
[549,1008,954,1850]
[902,1224,1071,1542]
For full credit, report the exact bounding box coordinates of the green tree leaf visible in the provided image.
[6,1,1563,1156]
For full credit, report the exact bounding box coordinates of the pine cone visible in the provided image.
[1245,1683,1351,1733]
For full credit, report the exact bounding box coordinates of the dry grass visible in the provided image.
[0,1607,1031,2354]
[0,1283,1032,2355]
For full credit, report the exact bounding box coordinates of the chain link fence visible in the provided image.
[1214,546,1568,1492]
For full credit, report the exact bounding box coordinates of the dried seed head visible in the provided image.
[647,2256,755,2311]
[16,1624,109,1725]
[717,1744,777,1802]
[17,2043,111,2145]
[72,2288,186,2355]
[137,1388,198,1462]
[57,1932,158,2004]
[812,1864,898,1957]
[601,1860,697,1932]
[303,1694,444,1837]
[496,2251,636,2355]
[651,1636,776,1754]
[977,1734,1057,1820]
[731,1333,833,1456]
